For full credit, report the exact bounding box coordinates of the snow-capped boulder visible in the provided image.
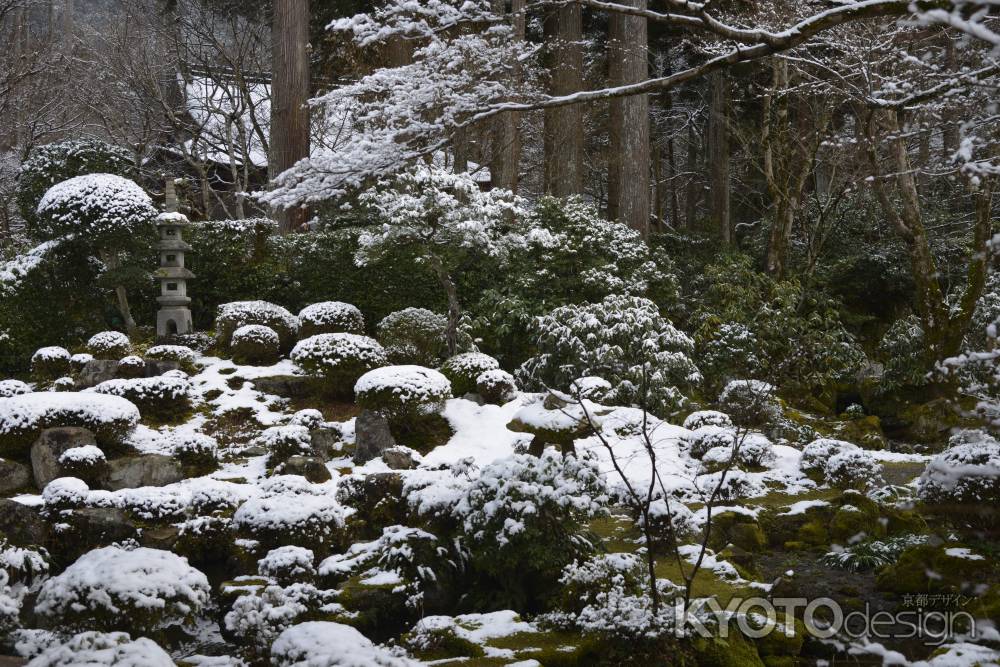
[30,426,99,489]
[0,393,139,459]
[0,458,30,495]
[298,301,365,338]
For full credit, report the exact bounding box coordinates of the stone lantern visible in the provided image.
[154,179,195,337]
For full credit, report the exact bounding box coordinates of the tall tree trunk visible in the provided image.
[607,0,650,237]
[430,256,461,358]
[490,0,524,192]
[270,0,310,233]
[101,251,138,336]
[707,70,730,242]
[942,38,960,159]
[543,4,584,197]
[684,123,699,229]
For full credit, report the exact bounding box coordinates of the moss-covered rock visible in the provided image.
[709,511,767,553]
[690,631,766,667]
[876,543,994,595]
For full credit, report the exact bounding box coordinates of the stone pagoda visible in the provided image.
[154,179,195,337]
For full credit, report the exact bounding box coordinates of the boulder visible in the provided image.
[252,375,311,398]
[103,454,184,490]
[353,409,396,465]
[144,360,181,377]
[0,459,31,495]
[0,499,49,546]
[310,427,342,461]
[280,455,332,483]
[30,427,98,489]
[382,446,419,470]
[56,507,139,566]
[75,360,120,389]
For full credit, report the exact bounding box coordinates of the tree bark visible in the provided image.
[543,4,584,197]
[270,0,310,233]
[607,0,650,237]
[101,251,138,336]
[684,123,699,229]
[430,256,462,358]
[707,70,730,242]
[490,0,525,192]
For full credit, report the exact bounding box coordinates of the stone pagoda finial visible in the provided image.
[154,177,195,338]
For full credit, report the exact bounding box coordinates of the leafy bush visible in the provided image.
[231,324,280,365]
[90,375,192,423]
[354,365,451,418]
[377,307,470,366]
[520,295,700,418]
[86,331,132,360]
[800,438,860,481]
[298,301,365,338]
[291,333,387,395]
[31,346,71,380]
[476,369,518,405]
[824,450,884,491]
[877,316,929,393]
[440,352,499,397]
[258,546,317,585]
[918,430,1000,529]
[718,379,780,428]
[167,433,218,473]
[224,583,340,657]
[683,410,733,431]
[253,425,313,464]
[0,392,139,458]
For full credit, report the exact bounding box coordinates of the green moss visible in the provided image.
[876,543,994,595]
[709,512,766,553]
[388,412,454,455]
[828,506,885,543]
[690,631,765,667]
[754,618,805,660]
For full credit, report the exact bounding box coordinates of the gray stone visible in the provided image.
[252,375,311,398]
[353,409,396,465]
[280,455,332,483]
[76,359,120,389]
[382,446,419,470]
[0,459,31,495]
[104,454,184,490]
[0,499,49,546]
[144,359,181,377]
[31,427,98,489]
[59,508,139,564]
[141,524,180,550]
[310,426,343,461]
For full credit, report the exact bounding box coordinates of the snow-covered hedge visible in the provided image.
[90,375,192,423]
[31,346,71,380]
[216,300,299,350]
[291,333,387,394]
[36,174,155,241]
[824,450,884,490]
[0,392,139,458]
[376,307,469,366]
[23,631,174,667]
[800,438,860,481]
[519,295,700,417]
[259,546,316,585]
[145,344,197,368]
[253,425,313,463]
[271,621,417,667]
[86,331,132,360]
[685,425,735,460]
[298,301,365,338]
[232,483,347,555]
[35,546,210,636]
[476,369,518,405]
[440,352,499,397]
[167,433,218,472]
[918,431,1000,528]
[0,380,31,398]
[230,324,280,365]
[683,410,733,431]
[116,355,145,379]
[354,365,451,418]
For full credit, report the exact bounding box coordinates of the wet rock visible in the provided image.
[30,427,98,489]
[0,459,31,495]
[382,446,419,470]
[75,360,120,389]
[252,375,311,398]
[280,455,332,483]
[57,507,139,565]
[0,499,49,546]
[310,426,343,461]
[353,410,396,465]
[103,454,184,490]
[143,360,181,377]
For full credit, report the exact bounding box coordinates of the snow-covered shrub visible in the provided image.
[0,380,31,398]
[31,347,71,381]
[683,410,733,431]
[644,498,699,548]
[22,631,174,667]
[718,379,779,427]
[271,621,417,667]
[520,295,700,417]
[90,375,192,423]
[697,470,764,502]
[224,583,341,657]
[86,331,132,360]
[17,139,135,233]
[355,365,451,419]
[738,433,777,469]
[298,301,365,338]
[877,316,929,393]
[0,392,139,458]
[216,300,299,350]
[824,450,884,491]
[259,546,316,585]
[41,477,90,511]
[685,425,735,460]
[35,546,210,636]
[453,450,609,607]
[69,353,94,372]
[57,445,107,485]
[116,355,145,379]
[145,344,196,367]
[289,408,324,430]
[377,307,469,366]
[291,333,387,394]
[697,321,761,392]
[253,425,313,464]
[50,376,75,392]
[440,352,499,397]
[800,438,860,481]
[230,324,280,365]
[36,174,154,242]
[570,376,613,401]
[168,433,218,473]
[476,369,518,405]
[918,431,1000,528]
[232,486,347,555]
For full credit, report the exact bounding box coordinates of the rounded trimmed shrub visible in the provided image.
[476,369,518,405]
[0,380,30,398]
[90,375,192,423]
[86,331,132,360]
[800,438,860,481]
[718,379,780,427]
[216,301,299,351]
[116,355,145,379]
[290,333,387,395]
[232,490,347,556]
[253,425,313,464]
[918,431,1000,529]
[298,301,364,338]
[168,433,218,473]
[683,410,733,431]
[57,445,107,486]
[272,622,413,667]
[355,365,451,419]
[230,324,280,365]
[569,376,613,401]
[69,353,94,373]
[440,352,499,397]
[35,545,211,637]
[685,425,736,459]
[289,408,324,430]
[145,345,197,369]
[31,346,71,380]
[42,476,90,511]
[0,392,139,459]
[51,376,76,392]
[36,174,155,242]
[258,545,316,585]
[824,450,884,490]
[376,307,469,366]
